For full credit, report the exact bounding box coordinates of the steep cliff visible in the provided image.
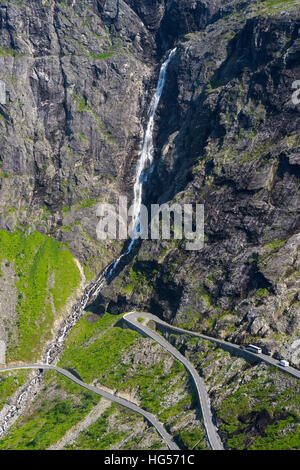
[0,0,299,451]
[101,1,300,367]
[0,0,155,277]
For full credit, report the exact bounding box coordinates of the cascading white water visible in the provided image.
[131,47,177,233]
[0,48,177,437]
[53,47,178,350]
[93,47,178,287]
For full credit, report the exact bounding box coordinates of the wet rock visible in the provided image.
[102,6,300,364]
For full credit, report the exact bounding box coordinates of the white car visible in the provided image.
[279,359,289,367]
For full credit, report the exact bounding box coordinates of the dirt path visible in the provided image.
[48,398,111,450]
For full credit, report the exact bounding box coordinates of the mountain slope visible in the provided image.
[0,0,299,451]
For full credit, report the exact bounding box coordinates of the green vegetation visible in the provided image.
[175,308,199,330]
[0,371,101,450]
[0,313,195,450]
[263,239,286,251]
[256,288,269,297]
[240,140,274,164]
[77,131,88,142]
[247,417,300,450]
[60,225,72,232]
[159,396,195,422]
[75,197,99,210]
[0,45,23,57]
[89,51,115,60]
[218,371,300,450]
[59,326,139,386]
[72,92,114,138]
[60,317,188,414]
[165,330,300,450]
[60,312,123,353]
[65,404,126,449]
[59,313,192,418]
[260,0,300,14]
[124,266,155,296]
[0,370,29,409]
[0,230,81,361]
[222,0,300,21]
[126,360,186,415]
[73,93,89,113]
[65,403,166,450]
[177,428,208,450]
[0,169,11,179]
[62,206,70,214]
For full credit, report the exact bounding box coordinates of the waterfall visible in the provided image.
[0,49,178,436]
[130,47,177,233]
[95,47,178,286]
[49,47,177,355]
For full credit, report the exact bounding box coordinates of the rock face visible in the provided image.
[0,0,255,274]
[98,3,300,366]
[0,2,299,358]
[125,0,250,54]
[0,0,155,275]
[2,0,299,359]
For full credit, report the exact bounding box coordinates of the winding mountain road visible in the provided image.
[125,312,300,380]
[1,311,298,451]
[0,364,179,451]
[124,312,224,451]
[124,311,300,450]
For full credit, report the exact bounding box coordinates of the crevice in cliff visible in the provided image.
[245,256,274,297]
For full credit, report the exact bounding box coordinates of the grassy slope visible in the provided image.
[0,371,101,450]
[0,370,29,409]
[58,313,208,449]
[58,313,191,413]
[0,313,207,450]
[217,367,300,450]
[169,334,300,450]
[64,402,166,451]
[0,229,81,361]
[0,370,166,450]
